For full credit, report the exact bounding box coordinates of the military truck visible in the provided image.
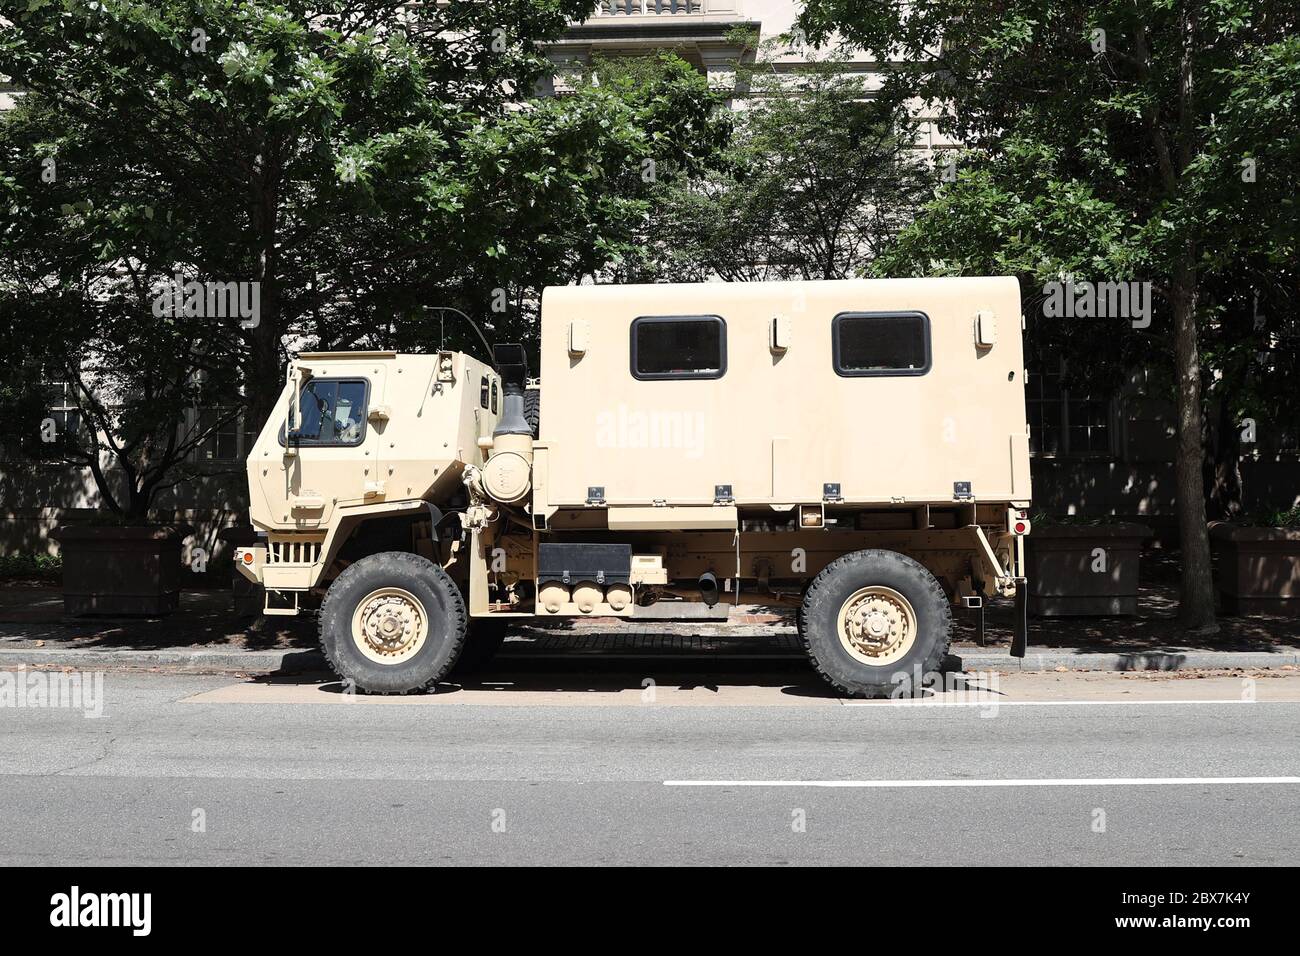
[236,277,1031,697]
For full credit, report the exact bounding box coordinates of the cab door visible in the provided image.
[283,368,386,529]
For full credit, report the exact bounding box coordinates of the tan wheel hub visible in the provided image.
[837,585,918,666]
[351,587,429,665]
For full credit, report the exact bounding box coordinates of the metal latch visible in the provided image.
[953,481,974,501]
[823,482,843,503]
[714,484,734,504]
[586,486,605,506]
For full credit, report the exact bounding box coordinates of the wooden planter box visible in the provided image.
[52,525,190,616]
[1210,522,1300,615]
[1025,523,1151,616]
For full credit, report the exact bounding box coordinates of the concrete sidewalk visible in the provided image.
[1,632,1296,676]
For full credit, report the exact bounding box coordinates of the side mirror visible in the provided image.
[283,362,313,458]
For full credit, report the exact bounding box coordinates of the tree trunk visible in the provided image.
[237,157,284,527]
[1170,251,1218,631]
[1205,389,1243,521]
[246,302,282,442]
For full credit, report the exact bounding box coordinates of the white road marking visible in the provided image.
[664,777,1300,788]
[843,698,1287,707]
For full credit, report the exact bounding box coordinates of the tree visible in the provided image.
[799,0,1300,631]
[623,42,932,283]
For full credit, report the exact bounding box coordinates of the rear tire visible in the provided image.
[800,549,951,698]
[319,551,467,694]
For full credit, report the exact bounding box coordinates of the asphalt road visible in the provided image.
[2,667,1299,865]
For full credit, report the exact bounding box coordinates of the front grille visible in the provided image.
[267,537,324,565]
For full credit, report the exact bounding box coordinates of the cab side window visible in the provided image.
[282,378,369,446]
[630,315,727,380]
[832,311,931,377]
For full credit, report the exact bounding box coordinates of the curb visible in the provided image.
[0,647,325,674]
[1,644,1297,675]
[958,650,1300,672]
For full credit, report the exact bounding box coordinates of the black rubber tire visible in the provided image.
[800,549,952,698]
[523,389,540,439]
[449,617,510,675]
[319,551,467,694]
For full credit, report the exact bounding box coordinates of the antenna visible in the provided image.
[428,305,496,369]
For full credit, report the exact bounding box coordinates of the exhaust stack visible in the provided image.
[481,343,534,505]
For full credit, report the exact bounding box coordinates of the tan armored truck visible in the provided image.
[237,277,1032,697]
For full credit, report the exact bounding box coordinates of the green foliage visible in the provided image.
[0,552,63,581]
[1247,505,1300,529]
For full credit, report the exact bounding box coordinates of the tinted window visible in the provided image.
[833,312,931,376]
[284,379,368,446]
[631,316,726,380]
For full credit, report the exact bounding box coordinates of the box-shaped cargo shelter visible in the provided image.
[537,277,1031,510]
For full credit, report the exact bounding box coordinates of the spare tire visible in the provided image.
[523,388,541,439]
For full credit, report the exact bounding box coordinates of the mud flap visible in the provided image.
[1011,576,1028,658]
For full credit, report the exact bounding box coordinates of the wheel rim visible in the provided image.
[836,585,918,666]
[351,587,429,665]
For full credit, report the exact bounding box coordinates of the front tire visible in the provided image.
[800,549,951,698]
[319,551,467,694]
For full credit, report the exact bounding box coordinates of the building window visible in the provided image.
[1026,360,1113,457]
[832,311,931,377]
[196,408,241,462]
[35,382,82,460]
[600,0,703,15]
[631,315,727,380]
